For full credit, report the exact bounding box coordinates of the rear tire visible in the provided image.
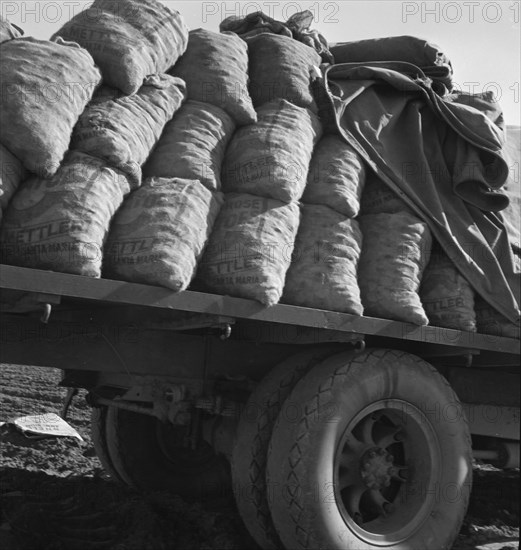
[90,406,124,483]
[232,348,338,549]
[104,407,231,500]
[267,349,473,550]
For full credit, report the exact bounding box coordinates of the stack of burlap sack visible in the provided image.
[0,16,101,228]
[196,32,327,306]
[358,175,519,337]
[0,0,209,290]
[358,175,434,326]
[358,173,477,330]
[358,174,517,337]
[0,7,517,338]
[101,25,261,290]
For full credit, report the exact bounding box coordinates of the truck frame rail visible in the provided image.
[1,265,519,356]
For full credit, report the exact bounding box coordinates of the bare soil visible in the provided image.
[0,364,518,550]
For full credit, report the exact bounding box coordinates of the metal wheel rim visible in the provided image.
[333,399,441,546]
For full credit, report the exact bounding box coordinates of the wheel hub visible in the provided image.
[360,447,394,491]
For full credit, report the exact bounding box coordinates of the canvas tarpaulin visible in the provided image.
[320,62,520,324]
[331,35,453,94]
[500,126,520,258]
[219,9,332,62]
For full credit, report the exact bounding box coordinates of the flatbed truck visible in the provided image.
[1,263,519,549]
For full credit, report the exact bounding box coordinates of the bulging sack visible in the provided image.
[143,100,235,191]
[170,29,256,126]
[283,205,363,315]
[358,212,432,325]
[53,0,188,95]
[303,135,366,217]
[71,74,186,185]
[360,172,414,214]
[1,144,27,215]
[0,16,23,42]
[222,99,322,202]
[0,37,101,177]
[104,178,223,291]
[0,151,132,277]
[420,247,476,331]
[247,33,321,110]
[475,297,520,339]
[197,193,300,306]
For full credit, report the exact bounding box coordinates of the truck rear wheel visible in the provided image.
[232,348,338,549]
[266,349,473,550]
[90,406,125,484]
[97,406,231,500]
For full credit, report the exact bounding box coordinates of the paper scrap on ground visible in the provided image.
[11,413,84,441]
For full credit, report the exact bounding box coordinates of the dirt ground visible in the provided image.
[0,364,518,550]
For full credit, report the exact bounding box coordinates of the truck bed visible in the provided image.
[1,264,519,357]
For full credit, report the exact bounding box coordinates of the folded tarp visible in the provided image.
[499,126,520,258]
[219,9,332,62]
[320,62,519,324]
[331,35,453,94]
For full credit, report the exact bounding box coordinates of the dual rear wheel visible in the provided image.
[91,348,472,549]
[233,348,472,550]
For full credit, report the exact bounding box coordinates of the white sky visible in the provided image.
[2,0,520,124]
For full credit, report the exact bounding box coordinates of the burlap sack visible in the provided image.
[358,212,432,325]
[53,0,188,95]
[222,99,322,202]
[170,29,256,126]
[0,152,132,277]
[143,100,235,191]
[0,16,22,43]
[0,37,101,178]
[104,178,223,291]
[197,193,300,306]
[303,135,366,217]
[246,33,321,110]
[475,297,520,339]
[420,247,476,331]
[360,172,414,214]
[1,144,27,215]
[282,205,363,314]
[71,74,186,186]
